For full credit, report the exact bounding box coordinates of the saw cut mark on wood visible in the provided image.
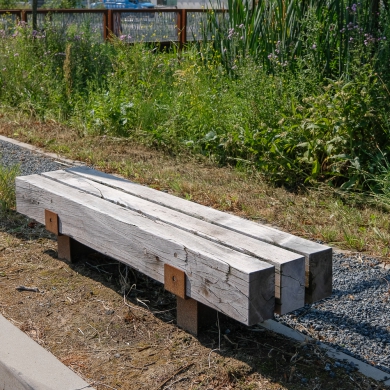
[16,174,275,325]
[66,166,332,304]
[42,170,305,315]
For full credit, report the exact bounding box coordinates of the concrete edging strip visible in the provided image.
[260,319,390,386]
[0,314,95,390]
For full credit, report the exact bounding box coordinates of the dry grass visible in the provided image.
[0,210,386,389]
[1,113,390,261]
[1,113,389,388]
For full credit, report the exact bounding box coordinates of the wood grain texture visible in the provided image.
[67,166,332,304]
[16,175,275,325]
[42,170,305,314]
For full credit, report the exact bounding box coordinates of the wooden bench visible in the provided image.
[15,167,332,335]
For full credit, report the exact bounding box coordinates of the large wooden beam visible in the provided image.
[66,166,332,303]
[16,174,275,326]
[42,169,305,315]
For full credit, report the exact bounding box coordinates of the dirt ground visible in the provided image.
[0,210,387,390]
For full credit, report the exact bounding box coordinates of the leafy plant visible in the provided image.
[1,10,390,196]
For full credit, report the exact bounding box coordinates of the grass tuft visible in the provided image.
[0,162,20,212]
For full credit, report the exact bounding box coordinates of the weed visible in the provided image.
[343,228,366,252]
[320,227,339,243]
[0,162,19,212]
[1,8,390,197]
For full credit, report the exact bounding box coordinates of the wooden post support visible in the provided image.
[21,10,27,24]
[107,9,113,39]
[164,264,217,335]
[44,209,93,263]
[57,235,72,262]
[103,10,108,41]
[176,297,218,336]
[178,9,187,50]
[57,236,94,263]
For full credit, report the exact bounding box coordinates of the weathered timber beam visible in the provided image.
[66,166,332,304]
[16,175,275,326]
[42,169,305,315]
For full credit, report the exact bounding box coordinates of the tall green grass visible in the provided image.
[1,6,390,194]
[200,0,390,78]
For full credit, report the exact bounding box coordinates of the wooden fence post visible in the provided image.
[103,10,114,41]
[21,10,27,24]
[103,10,108,41]
[178,8,186,49]
[107,9,113,39]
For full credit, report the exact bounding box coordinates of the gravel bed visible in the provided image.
[276,253,390,375]
[0,139,66,175]
[2,138,390,377]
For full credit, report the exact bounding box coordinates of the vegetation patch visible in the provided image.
[0,1,389,197]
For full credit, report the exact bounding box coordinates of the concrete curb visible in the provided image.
[0,314,95,390]
[260,319,390,386]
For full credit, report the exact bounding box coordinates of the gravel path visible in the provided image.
[0,139,65,175]
[276,253,390,376]
[1,137,390,377]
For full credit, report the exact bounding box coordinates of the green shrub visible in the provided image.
[1,11,390,195]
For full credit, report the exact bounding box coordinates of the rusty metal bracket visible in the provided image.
[164,264,186,299]
[45,209,59,235]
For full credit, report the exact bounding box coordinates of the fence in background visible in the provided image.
[0,8,220,44]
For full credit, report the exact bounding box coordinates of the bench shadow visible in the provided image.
[0,210,54,242]
[39,246,378,389]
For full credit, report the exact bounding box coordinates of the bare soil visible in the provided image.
[0,211,387,390]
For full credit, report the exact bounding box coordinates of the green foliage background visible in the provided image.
[1,1,390,197]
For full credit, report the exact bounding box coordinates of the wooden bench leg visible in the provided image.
[57,235,93,263]
[176,297,218,336]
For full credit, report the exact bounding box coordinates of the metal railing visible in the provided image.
[0,8,218,44]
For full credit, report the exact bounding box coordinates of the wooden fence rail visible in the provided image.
[0,8,219,44]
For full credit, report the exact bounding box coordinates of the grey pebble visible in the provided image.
[276,252,390,374]
[0,140,65,175]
